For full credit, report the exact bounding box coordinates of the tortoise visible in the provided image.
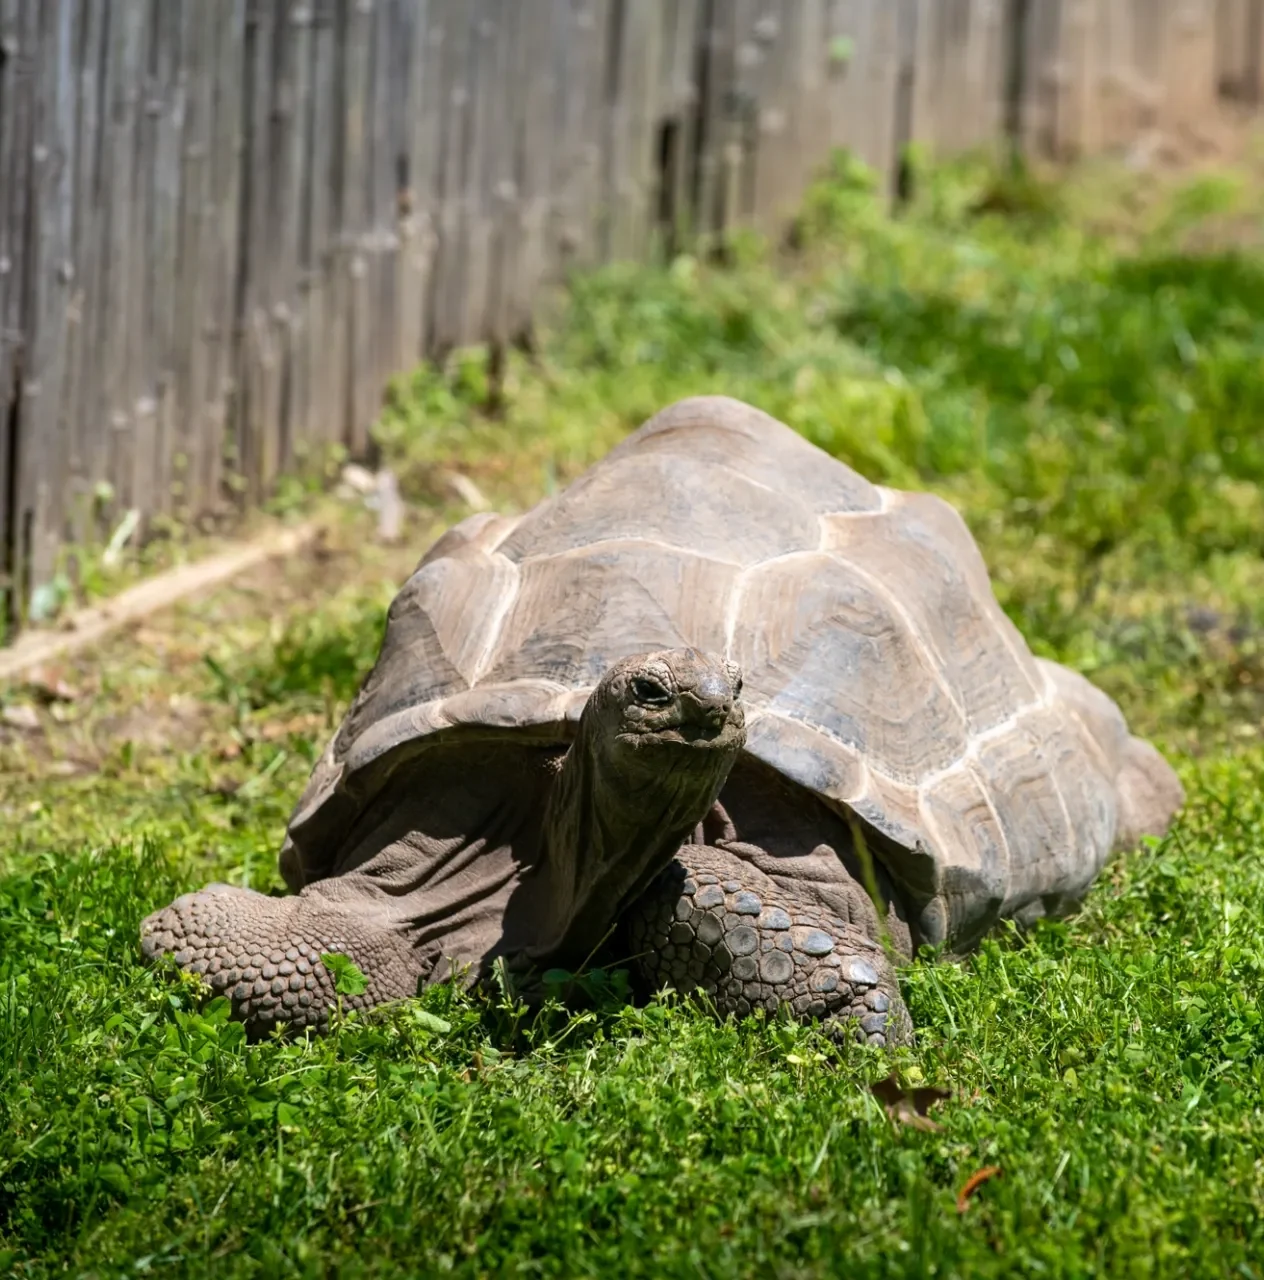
[141,396,1184,1045]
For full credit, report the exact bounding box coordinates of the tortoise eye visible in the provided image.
[723,660,744,699]
[631,676,672,706]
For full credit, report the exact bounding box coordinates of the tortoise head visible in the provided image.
[592,647,747,759]
[535,648,746,961]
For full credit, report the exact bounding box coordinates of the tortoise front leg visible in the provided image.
[140,882,425,1036]
[625,844,911,1047]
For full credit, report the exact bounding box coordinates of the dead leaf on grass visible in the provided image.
[257,713,324,743]
[47,758,95,778]
[869,1072,951,1133]
[956,1165,1004,1213]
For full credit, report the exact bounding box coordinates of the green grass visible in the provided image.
[5,151,1264,1276]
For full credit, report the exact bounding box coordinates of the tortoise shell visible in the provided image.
[281,396,1154,948]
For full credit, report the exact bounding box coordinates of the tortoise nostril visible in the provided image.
[696,673,733,709]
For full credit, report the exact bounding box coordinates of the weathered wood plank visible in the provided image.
[1162,0,1218,130]
[748,2,796,231]
[482,0,522,360]
[139,0,185,523]
[508,0,558,338]
[549,0,612,272]
[302,0,337,450]
[605,0,666,260]
[694,0,743,240]
[1216,0,1263,101]
[236,0,278,500]
[93,1,143,520]
[170,0,212,522]
[1020,0,1066,158]
[15,0,79,607]
[394,0,436,366]
[367,0,401,403]
[57,0,103,544]
[271,0,312,476]
[428,0,475,356]
[655,0,702,255]
[0,0,33,610]
[197,0,246,519]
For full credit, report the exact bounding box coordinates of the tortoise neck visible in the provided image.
[531,714,735,965]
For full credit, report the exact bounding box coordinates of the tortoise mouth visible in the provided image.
[617,721,746,752]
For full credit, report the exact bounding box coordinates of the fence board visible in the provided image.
[0,0,32,617]
[59,0,102,543]
[396,0,437,366]
[512,0,559,334]
[302,0,337,451]
[550,0,610,270]
[1216,0,1264,100]
[428,0,474,357]
[16,0,75,600]
[471,0,511,354]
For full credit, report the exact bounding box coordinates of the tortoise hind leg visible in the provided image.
[625,844,911,1047]
[140,882,424,1036]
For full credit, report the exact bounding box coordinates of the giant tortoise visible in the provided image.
[141,396,1184,1045]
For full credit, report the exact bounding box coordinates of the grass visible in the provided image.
[4,149,1264,1276]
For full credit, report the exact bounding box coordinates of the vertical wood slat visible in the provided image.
[484,0,523,359]
[465,0,506,352]
[61,0,104,544]
[693,0,742,241]
[656,0,703,254]
[396,0,437,367]
[17,0,77,602]
[605,0,667,260]
[428,0,474,358]
[550,0,612,272]
[197,0,245,520]
[340,0,372,451]
[169,0,209,523]
[0,0,32,623]
[1162,0,1219,130]
[1019,0,1066,158]
[142,0,182,523]
[304,0,337,452]
[376,0,405,387]
[272,0,312,475]
[237,0,277,501]
[1216,0,1264,101]
[511,0,559,337]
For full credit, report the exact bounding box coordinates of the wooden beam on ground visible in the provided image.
[0,521,322,685]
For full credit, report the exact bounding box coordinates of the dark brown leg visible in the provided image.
[625,843,911,1047]
[140,881,426,1036]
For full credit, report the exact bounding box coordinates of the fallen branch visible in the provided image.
[0,522,323,686]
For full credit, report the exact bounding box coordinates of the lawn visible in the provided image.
[4,150,1264,1277]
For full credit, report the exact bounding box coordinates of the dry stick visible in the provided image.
[0,521,322,685]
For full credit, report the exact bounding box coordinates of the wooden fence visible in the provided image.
[0,0,1258,633]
